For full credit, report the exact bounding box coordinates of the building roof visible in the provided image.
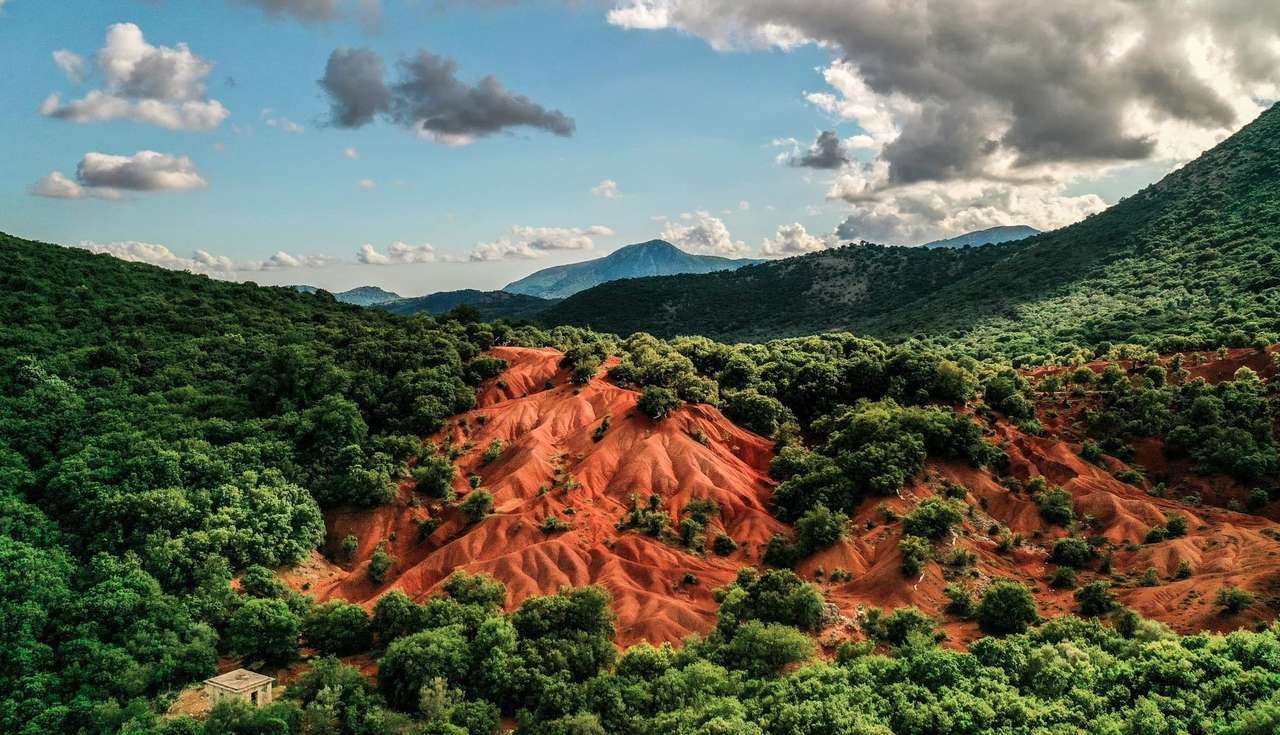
[205,669,274,692]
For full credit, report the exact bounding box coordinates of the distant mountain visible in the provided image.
[544,103,1280,356]
[504,239,761,299]
[378,289,555,321]
[922,225,1040,249]
[292,285,403,306]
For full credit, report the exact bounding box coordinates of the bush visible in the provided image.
[976,580,1038,634]
[900,535,933,576]
[458,489,494,523]
[638,385,681,420]
[723,390,787,436]
[1034,488,1075,526]
[712,533,738,556]
[1049,567,1077,589]
[227,598,300,664]
[1050,537,1095,568]
[1075,581,1118,616]
[368,542,396,583]
[1217,585,1255,614]
[1081,441,1105,464]
[944,584,974,617]
[902,498,963,539]
[413,455,456,499]
[339,533,359,563]
[377,626,471,711]
[302,600,372,656]
[372,590,428,643]
[718,621,813,677]
[794,504,848,554]
[715,568,825,633]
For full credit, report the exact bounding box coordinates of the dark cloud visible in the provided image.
[789,131,850,169]
[392,51,574,139]
[319,47,390,127]
[318,47,574,141]
[610,1,1278,184]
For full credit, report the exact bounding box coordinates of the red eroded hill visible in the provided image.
[289,346,1280,648]
[297,346,785,646]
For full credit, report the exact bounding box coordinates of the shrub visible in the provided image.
[718,621,813,678]
[723,390,787,436]
[712,533,738,556]
[1049,567,1077,589]
[1075,581,1118,616]
[866,606,940,647]
[715,568,825,633]
[412,456,456,499]
[372,590,428,643]
[638,385,681,420]
[542,514,571,533]
[762,534,801,568]
[794,504,848,554]
[902,498,963,540]
[1080,441,1105,464]
[1034,488,1075,526]
[1217,585,1255,614]
[900,535,933,576]
[1050,537,1095,568]
[368,542,396,583]
[302,600,372,656]
[976,580,1038,634]
[458,489,494,523]
[339,533,358,563]
[1174,560,1193,579]
[481,439,503,465]
[944,584,974,617]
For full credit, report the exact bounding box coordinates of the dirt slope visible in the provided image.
[292,346,1280,648]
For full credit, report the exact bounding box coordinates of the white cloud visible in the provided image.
[40,23,228,131]
[343,147,359,159]
[78,240,334,273]
[738,200,750,211]
[262,108,304,133]
[761,222,833,256]
[357,178,376,190]
[52,50,86,83]
[357,241,436,265]
[591,179,621,199]
[661,211,749,256]
[469,225,614,261]
[32,150,206,201]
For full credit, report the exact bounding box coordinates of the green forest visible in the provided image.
[5,228,1280,734]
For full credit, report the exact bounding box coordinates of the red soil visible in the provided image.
[291,346,1280,650]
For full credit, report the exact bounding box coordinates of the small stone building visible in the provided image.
[204,669,275,708]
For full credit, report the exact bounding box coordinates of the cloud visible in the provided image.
[231,0,382,28]
[608,0,1280,241]
[262,108,304,133]
[761,222,832,256]
[30,171,121,200]
[591,179,620,198]
[738,200,750,211]
[788,130,851,169]
[40,23,228,131]
[661,211,748,256]
[357,241,436,265]
[78,240,334,273]
[32,151,206,201]
[343,147,359,159]
[52,50,86,83]
[319,46,574,143]
[77,151,207,192]
[356,178,376,189]
[469,225,613,261]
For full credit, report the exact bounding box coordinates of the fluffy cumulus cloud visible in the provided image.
[608,0,1280,243]
[661,211,748,256]
[52,50,86,83]
[32,151,206,200]
[469,225,613,261]
[591,179,621,199]
[78,240,334,273]
[357,241,437,265]
[319,46,574,144]
[40,23,228,131]
[760,222,833,256]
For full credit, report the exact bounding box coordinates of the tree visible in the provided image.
[637,385,681,420]
[976,581,1038,634]
[378,626,471,711]
[902,498,962,539]
[1050,537,1094,568]
[1217,585,1255,614]
[794,505,847,554]
[718,621,813,677]
[1075,581,1117,616]
[227,598,300,664]
[458,490,493,523]
[302,600,373,656]
[372,590,428,644]
[413,456,456,499]
[369,542,396,584]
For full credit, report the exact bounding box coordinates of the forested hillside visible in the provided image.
[5,232,1280,733]
[545,104,1280,361]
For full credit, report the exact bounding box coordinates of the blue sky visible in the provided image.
[1,1,1273,295]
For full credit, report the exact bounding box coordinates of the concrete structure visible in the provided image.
[204,669,275,708]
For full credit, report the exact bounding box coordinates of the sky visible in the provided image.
[2,0,1277,296]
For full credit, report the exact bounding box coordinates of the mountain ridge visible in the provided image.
[504,239,761,299]
[922,224,1041,249]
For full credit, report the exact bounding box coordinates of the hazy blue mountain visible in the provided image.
[504,239,761,299]
[292,285,403,305]
[921,225,1041,249]
[378,289,556,321]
